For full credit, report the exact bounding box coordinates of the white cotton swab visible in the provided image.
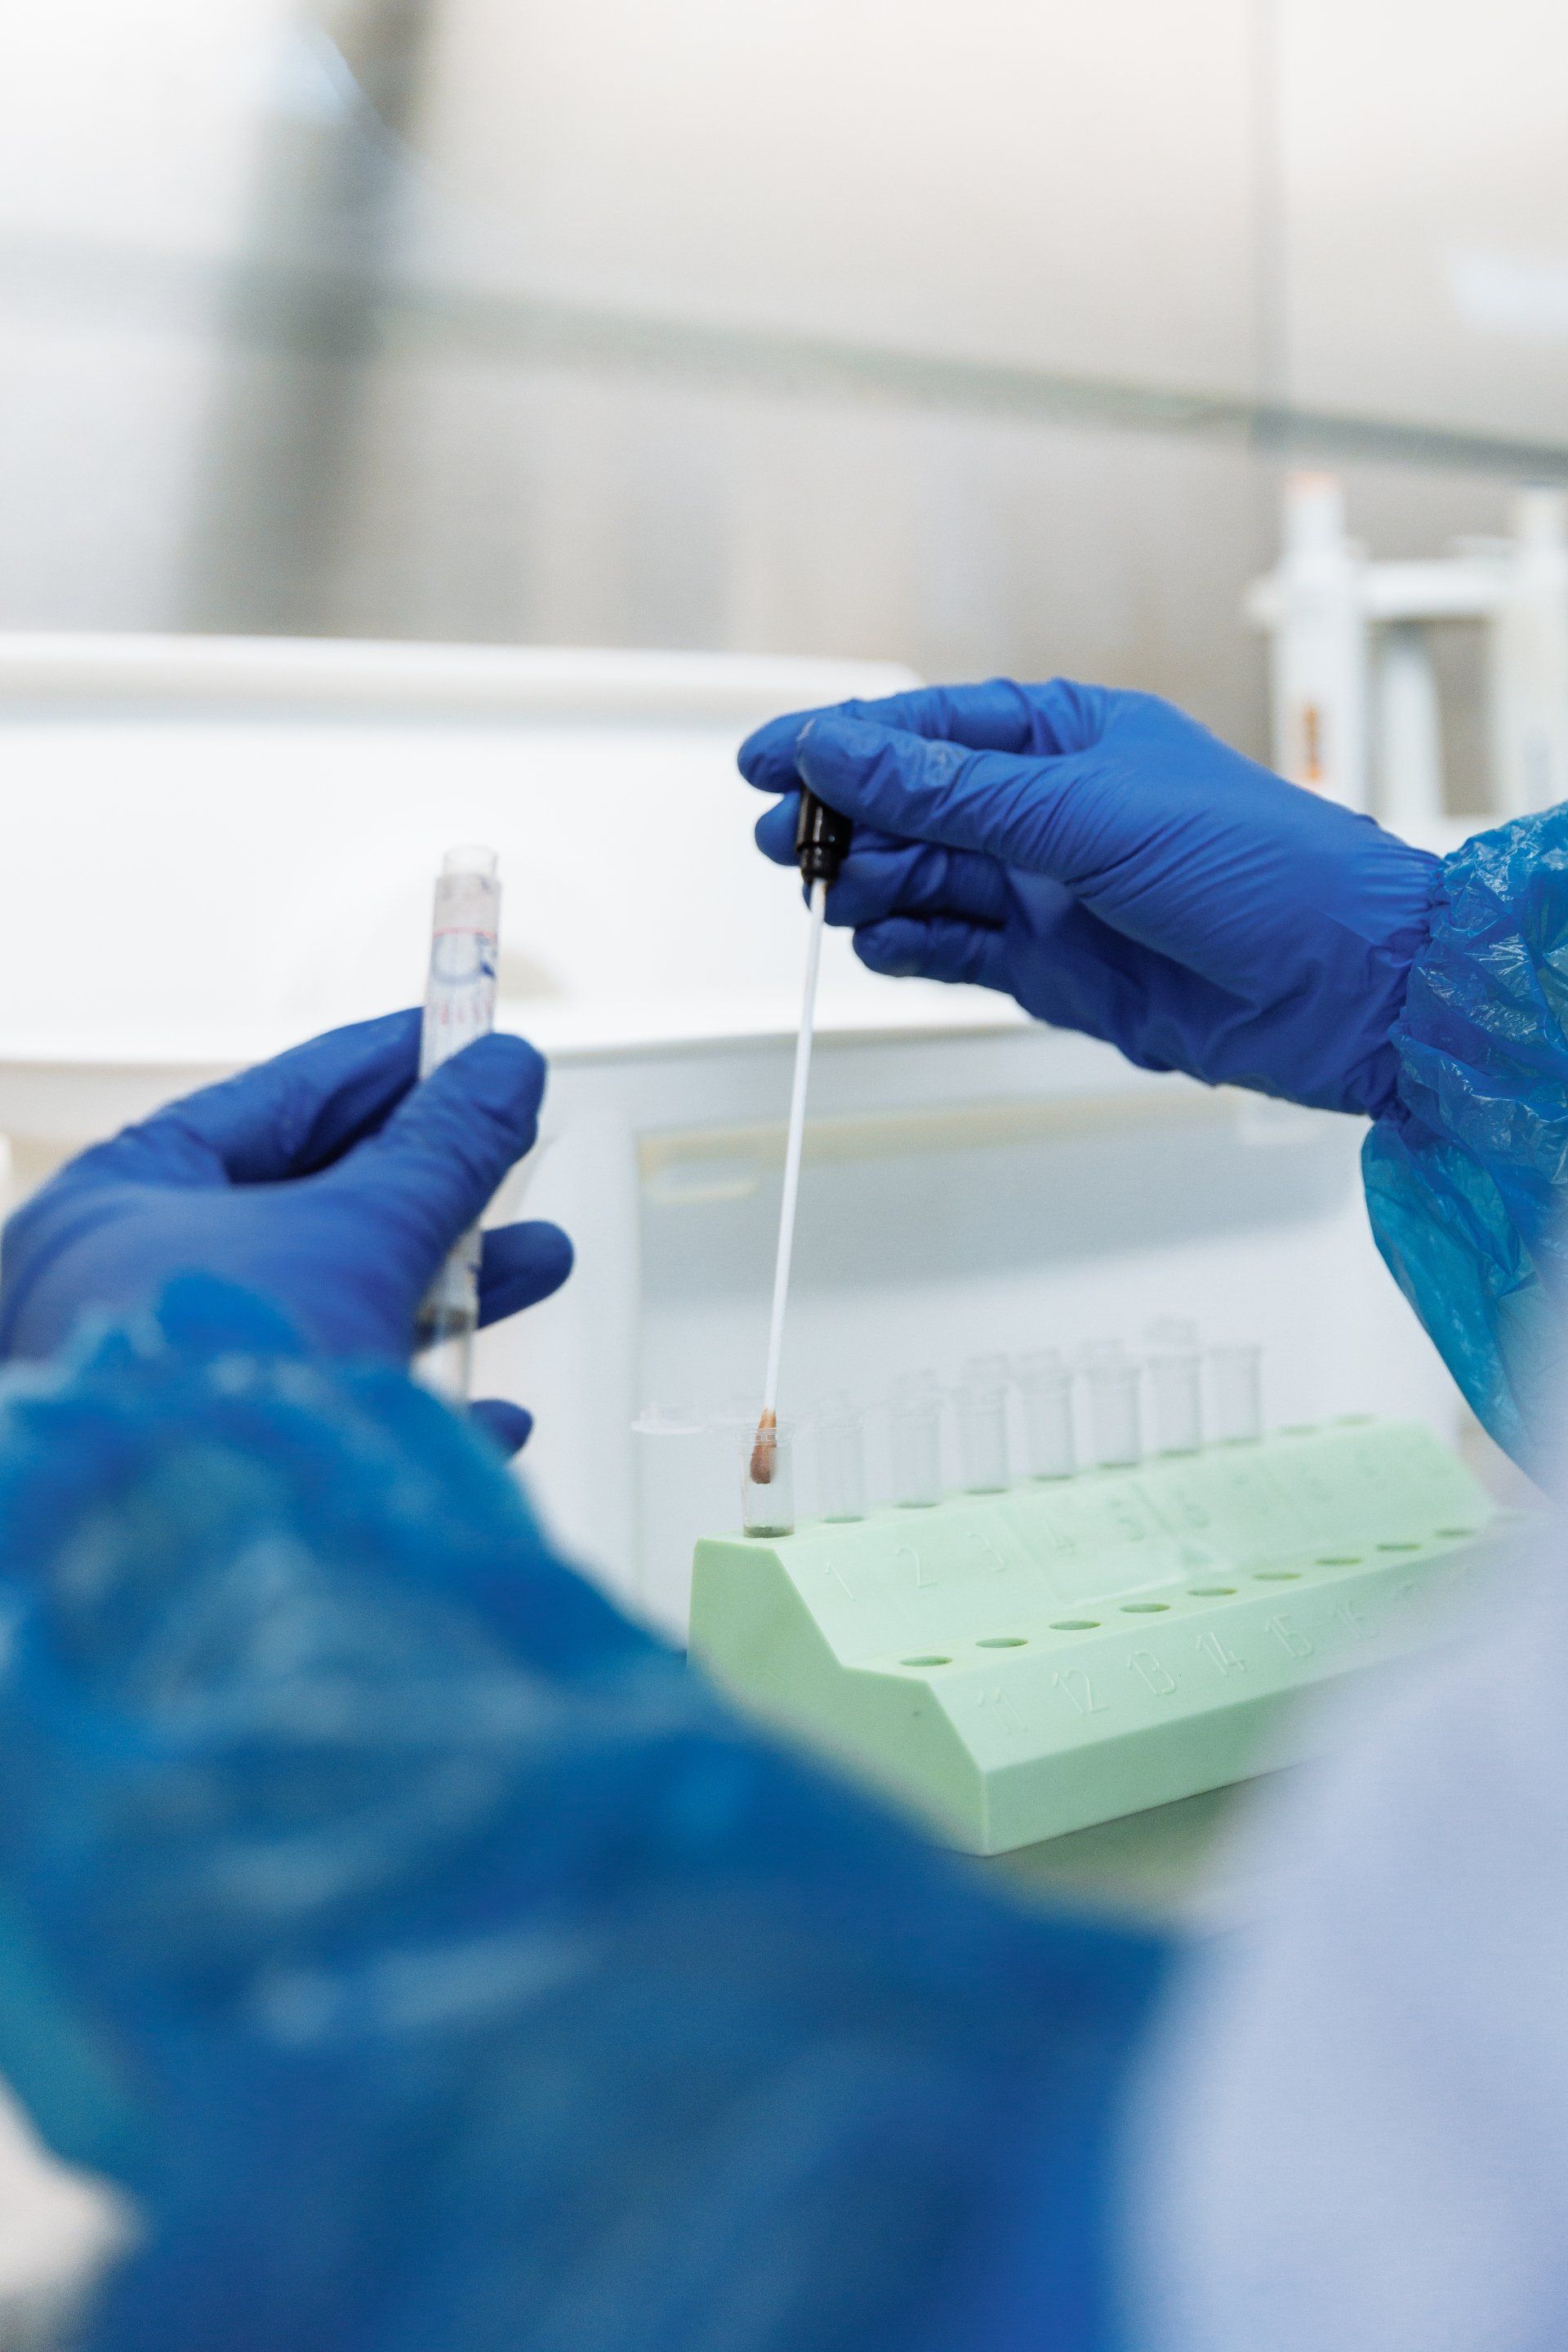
[751,877,828,1485]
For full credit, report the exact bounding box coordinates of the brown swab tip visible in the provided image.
[750,1410,777,1486]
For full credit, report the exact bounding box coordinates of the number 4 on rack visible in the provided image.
[1196,1628,1246,1677]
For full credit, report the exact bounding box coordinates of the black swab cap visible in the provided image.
[795,790,853,884]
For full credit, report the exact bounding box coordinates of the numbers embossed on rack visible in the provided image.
[1051,1667,1108,1717]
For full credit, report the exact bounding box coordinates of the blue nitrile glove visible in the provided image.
[742,679,1441,1116]
[0,1010,572,1456]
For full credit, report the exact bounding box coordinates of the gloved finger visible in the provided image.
[755,795,1006,926]
[754,791,804,866]
[468,1398,533,1456]
[853,915,1010,994]
[797,713,1105,877]
[327,1033,548,1263]
[477,1221,574,1328]
[738,679,1107,795]
[826,839,1009,930]
[754,795,947,887]
[102,1009,424,1185]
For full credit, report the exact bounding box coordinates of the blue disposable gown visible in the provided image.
[1364,810,1568,1473]
[0,1280,1161,2352]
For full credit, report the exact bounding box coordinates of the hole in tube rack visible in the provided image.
[1316,1554,1361,1566]
[1280,1423,1318,1437]
[1050,1619,1099,1632]
[976,1636,1027,1649]
[1253,1570,1301,1582]
[901,1655,951,1668]
[1377,1540,1421,1552]
[1333,1414,1374,1427]
[1121,1602,1170,1615]
[1436,1526,1477,1539]
[1187,1584,1236,1597]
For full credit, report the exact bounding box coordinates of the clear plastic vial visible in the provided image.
[814,1392,867,1523]
[741,1419,796,1538]
[1018,1350,1076,1480]
[955,1356,1010,1492]
[1147,1348,1203,1454]
[1208,1343,1263,1445]
[889,1371,944,1508]
[1085,1354,1142,1468]
[414,845,501,1400]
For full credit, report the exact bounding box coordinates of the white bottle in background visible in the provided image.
[1490,486,1568,816]
[1373,621,1446,832]
[1254,474,1372,811]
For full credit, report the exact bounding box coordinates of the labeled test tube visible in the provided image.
[1083,1346,1142,1468]
[1147,1345,1203,1454]
[741,1419,795,1538]
[414,846,501,1399]
[814,1392,867,1523]
[956,1356,1010,1492]
[1209,1343,1263,1445]
[1018,1349,1076,1480]
[889,1371,944,1508]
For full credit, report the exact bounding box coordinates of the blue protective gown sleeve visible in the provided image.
[1363,808,1568,1472]
[0,1277,1165,2352]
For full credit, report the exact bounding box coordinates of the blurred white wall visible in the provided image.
[0,0,1564,778]
[1277,0,1568,440]
[408,0,1258,390]
[0,2,292,626]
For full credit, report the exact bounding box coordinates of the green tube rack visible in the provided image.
[689,1419,1504,1855]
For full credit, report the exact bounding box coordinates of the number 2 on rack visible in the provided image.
[1052,1666,1107,1717]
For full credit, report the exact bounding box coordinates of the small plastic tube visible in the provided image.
[815,1392,867,1523]
[741,1419,795,1538]
[955,1356,1010,1492]
[1147,1348,1203,1454]
[1018,1349,1076,1480]
[1209,1344,1263,1445]
[1085,1354,1142,1468]
[414,845,501,1400]
[889,1371,944,1508]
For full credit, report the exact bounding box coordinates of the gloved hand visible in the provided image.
[742,679,1441,1116]
[0,1009,572,1454]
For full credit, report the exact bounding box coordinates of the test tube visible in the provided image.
[1209,1343,1263,1445]
[814,1392,867,1523]
[414,846,501,1399]
[740,1419,795,1538]
[889,1371,944,1508]
[955,1356,1010,1492]
[1018,1349,1076,1480]
[1084,1348,1142,1468]
[1147,1346,1203,1454]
